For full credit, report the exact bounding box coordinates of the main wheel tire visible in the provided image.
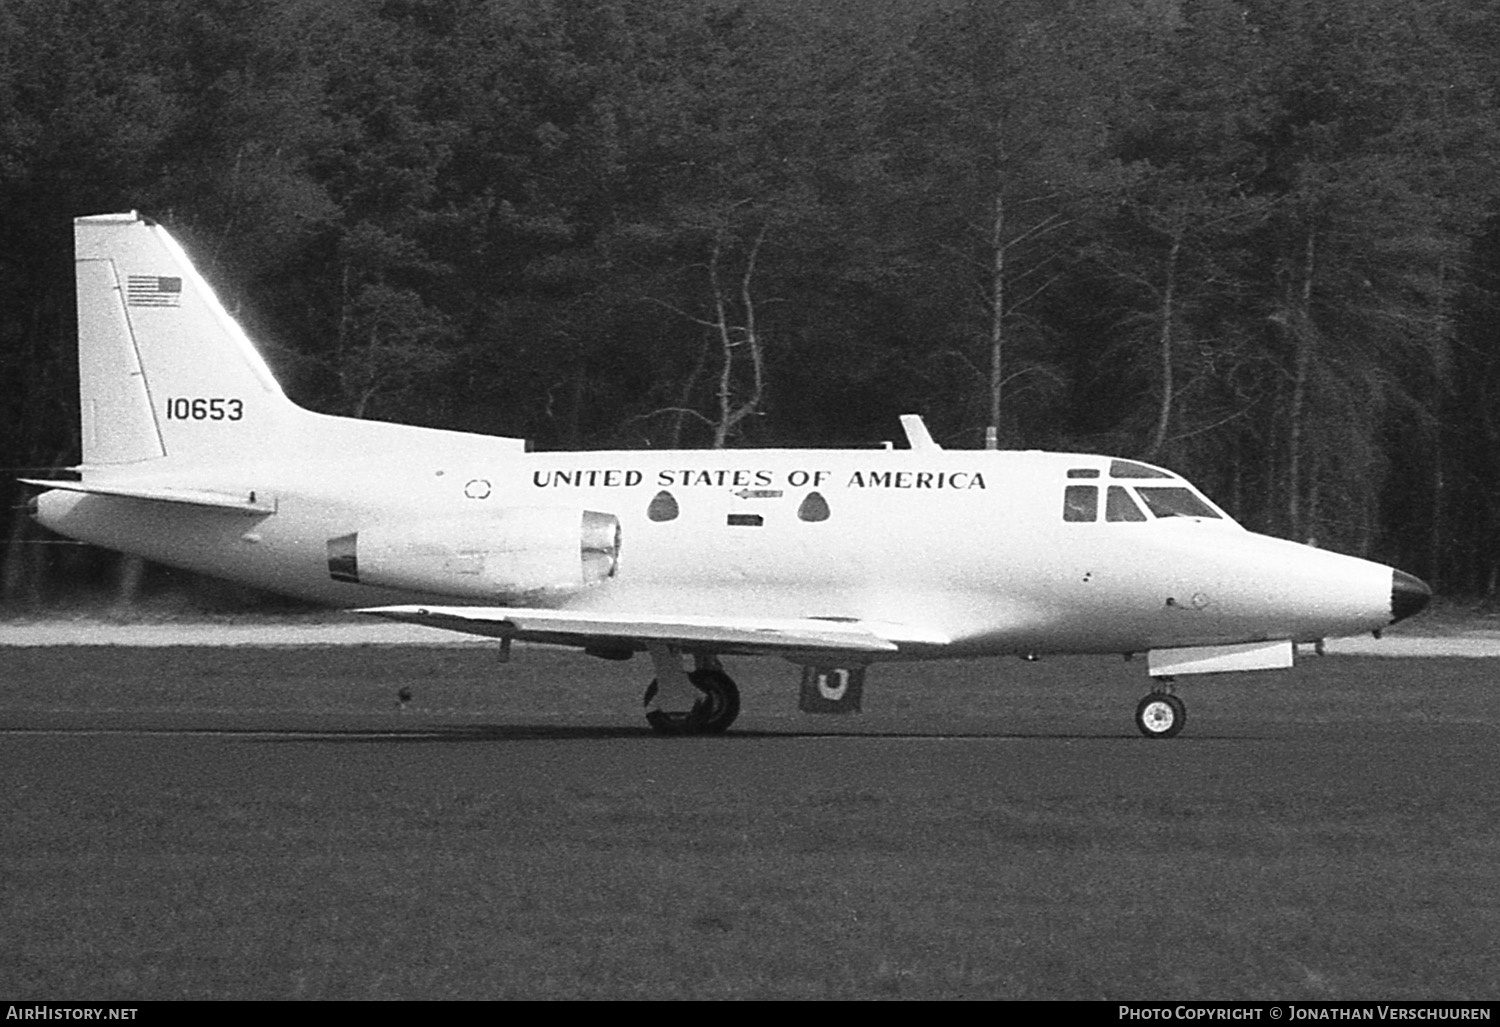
[1135,692,1186,739]
[644,705,700,735]
[688,668,740,734]
[642,669,741,735]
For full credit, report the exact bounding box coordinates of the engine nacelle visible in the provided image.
[327,508,620,600]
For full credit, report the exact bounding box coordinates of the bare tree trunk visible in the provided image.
[670,339,710,447]
[3,446,73,606]
[1263,424,1281,536]
[1228,444,1243,521]
[1286,228,1317,539]
[337,263,353,412]
[710,226,768,449]
[987,192,1004,451]
[1306,467,1320,547]
[1,504,35,604]
[1145,229,1182,460]
[1427,464,1443,589]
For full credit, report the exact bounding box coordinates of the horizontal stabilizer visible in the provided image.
[357,605,948,654]
[21,479,275,515]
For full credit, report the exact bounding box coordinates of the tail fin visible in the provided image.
[74,212,305,472]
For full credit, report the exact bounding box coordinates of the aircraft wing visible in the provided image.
[358,604,949,655]
[21,479,274,514]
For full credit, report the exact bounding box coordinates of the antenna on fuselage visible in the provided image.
[899,415,942,451]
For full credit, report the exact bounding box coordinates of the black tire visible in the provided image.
[1135,692,1186,739]
[688,668,740,734]
[643,669,741,735]
[644,704,700,735]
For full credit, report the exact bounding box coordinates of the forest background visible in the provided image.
[4,0,1500,608]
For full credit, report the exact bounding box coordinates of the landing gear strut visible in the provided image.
[642,648,741,735]
[1135,684,1186,739]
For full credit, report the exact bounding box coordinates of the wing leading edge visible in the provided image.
[358,605,950,655]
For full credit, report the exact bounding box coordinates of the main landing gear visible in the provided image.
[1135,679,1186,739]
[642,646,741,735]
[638,646,1190,738]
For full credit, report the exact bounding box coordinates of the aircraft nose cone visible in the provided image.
[1391,569,1432,624]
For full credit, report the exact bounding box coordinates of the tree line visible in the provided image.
[4,0,1500,605]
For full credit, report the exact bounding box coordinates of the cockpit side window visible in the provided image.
[1136,486,1222,519]
[1106,486,1147,522]
[1063,484,1098,522]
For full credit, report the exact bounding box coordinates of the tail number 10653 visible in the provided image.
[165,397,244,421]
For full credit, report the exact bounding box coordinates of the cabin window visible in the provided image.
[1106,486,1147,522]
[727,513,764,527]
[647,490,679,522]
[797,491,830,522]
[1066,468,1100,479]
[1109,459,1172,479]
[1063,485,1097,522]
[1136,487,1221,519]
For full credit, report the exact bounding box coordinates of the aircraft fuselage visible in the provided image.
[35,444,1400,661]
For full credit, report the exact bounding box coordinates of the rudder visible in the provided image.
[74,212,303,472]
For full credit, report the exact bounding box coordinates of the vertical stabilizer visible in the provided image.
[74,212,304,474]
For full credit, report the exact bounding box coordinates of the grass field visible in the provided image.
[1,646,1497,999]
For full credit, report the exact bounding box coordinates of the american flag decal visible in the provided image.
[126,275,183,307]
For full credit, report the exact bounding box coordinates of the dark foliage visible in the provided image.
[4,0,1498,602]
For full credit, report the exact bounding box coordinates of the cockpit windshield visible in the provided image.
[1134,486,1222,519]
[1060,470,1227,524]
[1106,485,1147,522]
[1108,459,1173,479]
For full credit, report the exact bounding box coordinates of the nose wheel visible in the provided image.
[1135,691,1186,739]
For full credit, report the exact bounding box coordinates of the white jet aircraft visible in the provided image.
[25,213,1431,737]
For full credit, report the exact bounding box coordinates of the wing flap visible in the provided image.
[356,605,945,654]
[20,479,275,514]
